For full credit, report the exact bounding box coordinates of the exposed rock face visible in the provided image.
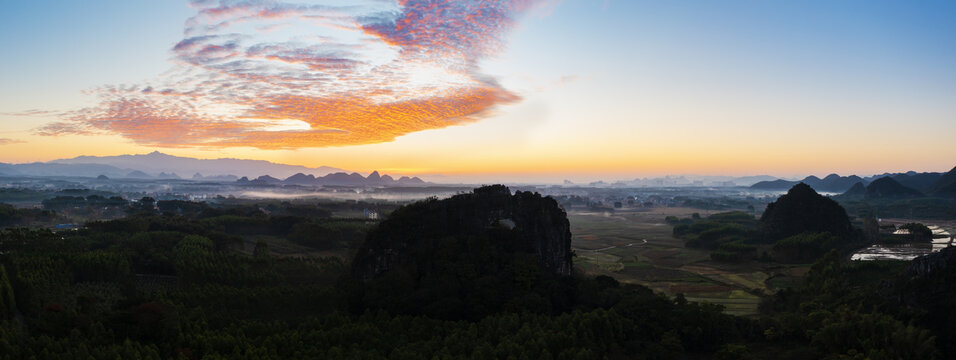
[351,185,572,281]
[907,246,956,279]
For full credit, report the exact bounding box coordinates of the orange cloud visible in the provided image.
[39,86,518,149]
[226,86,519,148]
[36,0,539,149]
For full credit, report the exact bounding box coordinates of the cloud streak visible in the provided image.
[0,138,25,145]
[38,0,539,148]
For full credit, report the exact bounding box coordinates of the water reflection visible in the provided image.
[851,225,953,261]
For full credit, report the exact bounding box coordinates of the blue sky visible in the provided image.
[1,1,954,181]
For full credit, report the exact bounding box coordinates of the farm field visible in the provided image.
[569,207,810,317]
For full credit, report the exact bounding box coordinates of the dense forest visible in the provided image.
[0,185,951,359]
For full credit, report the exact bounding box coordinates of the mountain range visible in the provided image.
[750,174,866,193]
[604,175,780,187]
[831,166,956,200]
[0,151,347,179]
[47,151,345,179]
[0,151,430,186]
[751,167,956,197]
[239,171,426,187]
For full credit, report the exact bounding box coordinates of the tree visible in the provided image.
[254,240,270,261]
[0,265,16,320]
[899,223,932,241]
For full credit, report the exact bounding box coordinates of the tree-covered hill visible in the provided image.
[864,177,924,199]
[760,183,853,241]
[930,166,956,198]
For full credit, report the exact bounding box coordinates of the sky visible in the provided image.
[1,0,955,183]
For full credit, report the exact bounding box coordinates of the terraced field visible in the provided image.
[569,207,810,317]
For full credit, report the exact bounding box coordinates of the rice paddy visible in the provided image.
[569,207,810,317]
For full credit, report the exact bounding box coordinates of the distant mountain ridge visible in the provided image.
[891,172,943,193]
[834,168,956,200]
[863,177,924,198]
[0,162,133,178]
[0,151,427,185]
[48,151,346,179]
[836,177,924,200]
[929,166,956,198]
[239,170,427,187]
[750,167,956,194]
[751,174,865,193]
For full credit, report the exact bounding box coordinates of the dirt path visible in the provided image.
[579,239,648,253]
[679,264,766,296]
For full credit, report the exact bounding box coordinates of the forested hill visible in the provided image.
[353,184,572,279]
[760,183,853,240]
[349,185,574,319]
[930,166,956,197]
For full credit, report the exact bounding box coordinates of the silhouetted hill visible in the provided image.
[320,172,369,186]
[751,179,799,190]
[244,170,427,187]
[865,177,923,199]
[815,174,866,193]
[284,173,316,185]
[864,171,918,182]
[840,182,867,199]
[250,175,282,185]
[349,185,572,319]
[760,183,853,240]
[750,174,864,193]
[892,172,943,193]
[366,170,382,183]
[930,166,956,198]
[730,175,779,186]
[126,170,151,178]
[396,175,425,185]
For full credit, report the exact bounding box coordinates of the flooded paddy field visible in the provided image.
[851,219,955,261]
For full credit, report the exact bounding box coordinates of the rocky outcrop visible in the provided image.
[351,185,572,281]
[907,246,956,279]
